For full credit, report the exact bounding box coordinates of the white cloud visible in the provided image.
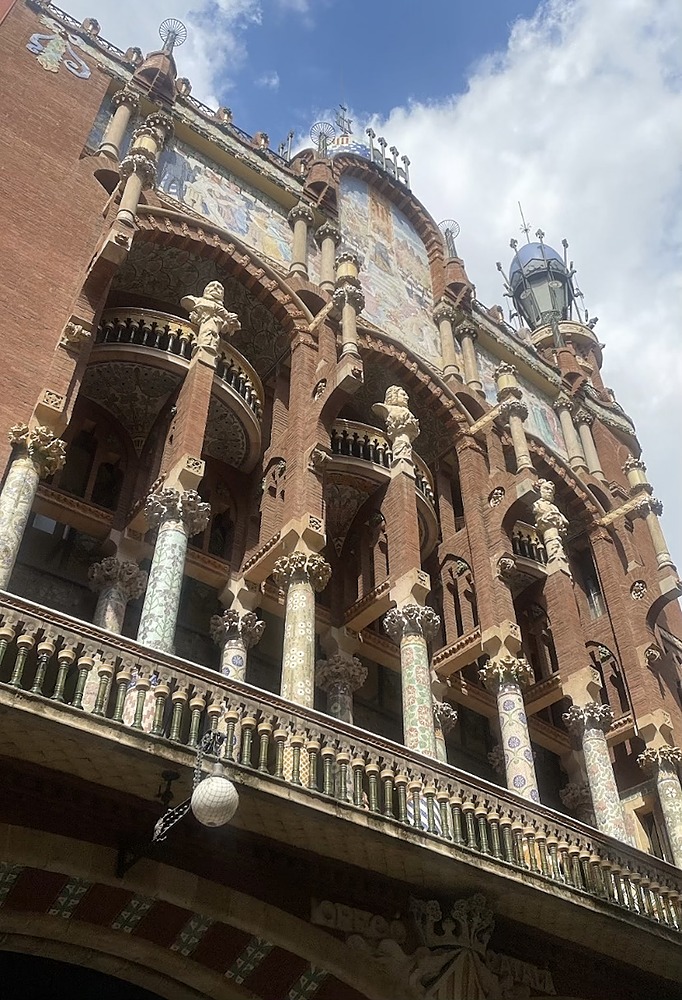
[366,0,682,566]
[256,70,280,89]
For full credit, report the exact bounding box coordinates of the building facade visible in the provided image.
[0,2,681,997]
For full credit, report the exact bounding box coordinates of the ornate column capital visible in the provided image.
[287,201,315,227]
[336,248,363,271]
[574,408,594,427]
[8,423,66,477]
[119,150,157,188]
[143,488,210,537]
[111,87,140,111]
[559,780,592,813]
[144,111,174,146]
[638,745,682,775]
[623,455,646,475]
[314,220,342,246]
[562,701,614,738]
[552,393,573,414]
[499,398,528,422]
[493,361,517,380]
[59,321,91,349]
[384,604,440,642]
[272,551,331,593]
[88,557,147,600]
[316,653,367,693]
[455,321,477,342]
[210,609,265,649]
[433,699,458,733]
[332,283,365,313]
[432,301,458,325]
[479,654,534,692]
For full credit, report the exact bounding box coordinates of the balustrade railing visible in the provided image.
[215,350,264,421]
[330,420,436,507]
[0,590,679,933]
[512,522,547,565]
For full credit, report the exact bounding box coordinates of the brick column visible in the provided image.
[455,322,482,392]
[97,87,139,160]
[385,605,440,757]
[563,702,631,843]
[314,221,341,292]
[273,552,331,707]
[433,301,461,380]
[316,653,367,724]
[480,654,539,802]
[553,395,588,474]
[137,489,210,653]
[88,557,147,633]
[0,424,66,589]
[287,201,315,277]
[210,609,265,681]
[638,747,682,867]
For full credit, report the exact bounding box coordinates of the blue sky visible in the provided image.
[58,1,682,564]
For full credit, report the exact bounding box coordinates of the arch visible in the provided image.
[135,206,314,339]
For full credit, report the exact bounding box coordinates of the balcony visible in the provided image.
[92,309,264,470]
[330,419,438,555]
[0,588,679,978]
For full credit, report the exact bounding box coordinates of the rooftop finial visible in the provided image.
[518,202,532,244]
[438,220,461,259]
[159,18,187,55]
[335,104,353,135]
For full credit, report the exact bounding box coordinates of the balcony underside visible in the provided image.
[0,684,679,986]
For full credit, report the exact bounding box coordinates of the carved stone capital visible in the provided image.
[88,557,147,600]
[574,408,594,427]
[479,654,534,692]
[288,201,315,227]
[144,111,174,145]
[143,488,210,536]
[332,283,365,313]
[119,150,156,188]
[314,220,342,246]
[8,423,66,477]
[455,322,477,342]
[493,362,517,381]
[552,393,573,414]
[59,321,91,349]
[432,301,458,326]
[559,780,592,813]
[336,248,362,271]
[433,699,458,733]
[384,604,440,642]
[210,609,265,649]
[272,552,331,593]
[638,745,682,775]
[499,398,528,422]
[111,88,140,111]
[317,654,367,693]
[623,456,646,475]
[562,701,614,738]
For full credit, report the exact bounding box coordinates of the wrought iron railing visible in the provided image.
[0,590,679,933]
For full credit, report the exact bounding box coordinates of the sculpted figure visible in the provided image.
[532,479,568,536]
[180,281,240,352]
[372,385,420,462]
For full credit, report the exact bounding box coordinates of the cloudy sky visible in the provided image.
[63,0,682,564]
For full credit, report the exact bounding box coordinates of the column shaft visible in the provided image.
[98,105,133,159]
[274,553,331,707]
[0,456,39,590]
[291,218,308,275]
[400,630,438,756]
[460,332,482,390]
[137,518,188,652]
[578,420,605,480]
[94,586,127,632]
[481,656,539,803]
[320,236,337,291]
[657,764,682,867]
[508,412,533,472]
[556,405,588,473]
[645,510,674,569]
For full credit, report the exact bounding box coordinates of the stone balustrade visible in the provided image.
[96,308,264,420]
[0,588,680,932]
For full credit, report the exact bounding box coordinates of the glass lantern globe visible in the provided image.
[190,772,239,828]
[509,241,571,330]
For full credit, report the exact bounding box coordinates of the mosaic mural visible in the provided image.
[476,347,567,460]
[337,175,439,365]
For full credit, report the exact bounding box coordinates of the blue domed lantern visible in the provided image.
[509,231,574,334]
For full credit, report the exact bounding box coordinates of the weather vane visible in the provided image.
[159,18,187,54]
[335,104,353,136]
[518,202,532,243]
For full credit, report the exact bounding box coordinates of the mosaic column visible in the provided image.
[433,699,458,764]
[455,322,482,392]
[563,703,631,843]
[314,220,341,292]
[316,653,367,724]
[287,201,315,277]
[88,557,147,633]
[137,489,210,653]
[273,552,331,707]
[638,746,682,867]
[97,87,140,160]
[0,424,66,589]
[210,609,265,681]
[384,605,440,757]
[479,655,540,803]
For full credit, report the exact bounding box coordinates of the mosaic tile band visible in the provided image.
[496,681,540,803]
[400,633,438,757]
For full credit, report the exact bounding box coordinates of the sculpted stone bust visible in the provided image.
[372,385,420,461]
[181,281,240,352]
[532,479,568,537]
